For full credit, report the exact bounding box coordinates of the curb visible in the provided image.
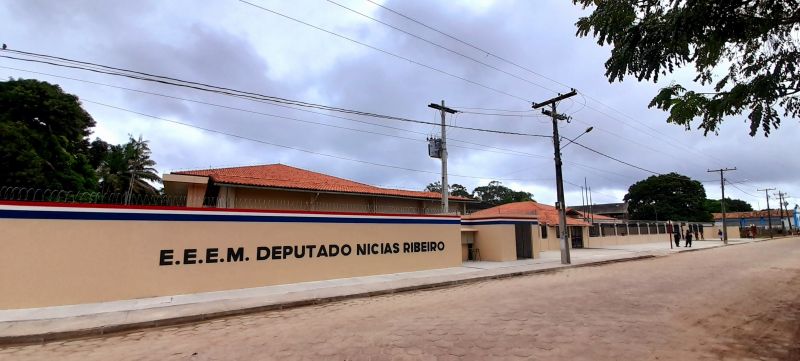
[0,242,758,346]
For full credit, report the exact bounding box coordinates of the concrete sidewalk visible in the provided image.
[0,238,758,345]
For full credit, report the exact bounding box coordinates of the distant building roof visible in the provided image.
[466,201,592,226]
[712,210,791,220]
[570,202,627,215]
[574,211,618,221]
[173,164,473,202]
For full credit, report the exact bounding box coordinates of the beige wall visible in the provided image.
[584,225,738,247]
[707,225,741,239]
[186,183,207,208]
[585,233,671,248]
[0,209,461,309]
[231,187,465,214]
[471,224,517,261]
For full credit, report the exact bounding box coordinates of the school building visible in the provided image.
[0,163,741,309]
[163,164,475,214]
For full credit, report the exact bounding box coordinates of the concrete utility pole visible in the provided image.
[758,187,776,238]
[534,89,578,265]
[428,101,457,214]
[708,167,736,244]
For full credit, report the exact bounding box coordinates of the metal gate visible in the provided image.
[569,226,584,249]
[515,223,532,259]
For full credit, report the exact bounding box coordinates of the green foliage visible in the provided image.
[704,198,754,213]
[472,180,534,206]
[423,182,473,199]
[624,173,712,221]
[0,79,98,190]
[573,0,800,136]
[97,135,161,195]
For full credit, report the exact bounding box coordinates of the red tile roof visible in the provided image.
[466,201,592,226]
[712,210,789,220]
[173,164,472,201]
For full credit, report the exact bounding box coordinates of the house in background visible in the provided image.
[569,202,628,220]
[163,164,475,214]
[713,210,796,231]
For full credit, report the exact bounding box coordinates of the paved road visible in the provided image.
[2,238,799,361]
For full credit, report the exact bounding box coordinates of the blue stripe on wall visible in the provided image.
[461,221,538,225]
[0,210,460,225]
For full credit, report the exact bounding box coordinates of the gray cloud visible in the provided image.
[1,0,796,209]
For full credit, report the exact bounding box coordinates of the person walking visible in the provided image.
[718,229,723,241]
[674,226,681,247]
[685,228,693,247]
[693,226,699,241]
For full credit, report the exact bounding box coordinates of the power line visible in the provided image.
[0,65,558,163]
[0,50,550,138]
[325,0,556,94]
[80,99,538,182]
[360,0,727,168]
[0,54,726,191]
[236,0,532,103]
[569,140,660,175]
[363,0,570,92]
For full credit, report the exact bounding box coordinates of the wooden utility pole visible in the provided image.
[534,89,577,265]
[775,191,791,233]
[707,167,736,244]
[428,101,457,214]
[758,188,776,238]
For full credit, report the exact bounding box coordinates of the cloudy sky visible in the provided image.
[1,0,797,209]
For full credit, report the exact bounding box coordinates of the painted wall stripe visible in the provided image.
[0,205,460,225]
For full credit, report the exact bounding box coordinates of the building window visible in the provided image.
[589,224,600,237]
[555,226,560,239]
[658,224,667,234]
[540,225,548,239]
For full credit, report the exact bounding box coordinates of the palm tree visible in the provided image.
[97,135,161,203]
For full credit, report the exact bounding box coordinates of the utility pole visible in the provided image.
[534,89,578,265]
[776,191,791,233]
[707,167,736,244]
[583,177,589,221]
[785,194,794,232]
[428,101,457,214]
[588,186,593,224]
[758,187,776,238]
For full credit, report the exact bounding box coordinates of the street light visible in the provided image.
[560,127,593,150]
[650,200,670,249]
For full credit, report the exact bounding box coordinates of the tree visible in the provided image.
[97,135,161,197]
[704,198,754,213]
[472,181,534,206]
[0,79,98,190]
[573,0,800,136]
[450,184,471,198]
[423,182,473,199]
[624,173,711,221]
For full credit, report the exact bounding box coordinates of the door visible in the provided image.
[515,223,532,259]
[569,226,584,249]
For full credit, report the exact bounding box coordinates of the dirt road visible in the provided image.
[2,238,799,360]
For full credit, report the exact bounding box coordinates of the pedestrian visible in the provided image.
[693,226,699,241]
[685,228,693,247]
[674,227,681,247]
[718,229,723,241]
